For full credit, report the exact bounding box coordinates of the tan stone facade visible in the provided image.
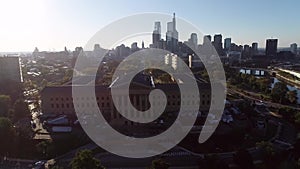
[41,83,211,125]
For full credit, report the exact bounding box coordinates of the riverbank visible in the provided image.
[275,73,300,89]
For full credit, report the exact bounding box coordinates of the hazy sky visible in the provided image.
[0,0,299,52]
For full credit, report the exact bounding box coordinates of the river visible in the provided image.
[271,77,300,104]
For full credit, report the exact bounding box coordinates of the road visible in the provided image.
[49,142,264,169]
[54,145,203,169]
[227,87,300,111]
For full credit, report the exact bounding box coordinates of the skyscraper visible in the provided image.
[142,41,145,49]
[243,44,251,58]
[131,42,138,52]
[252,42,258,55]
[152,21,161,48]
[224,38,231,51]
[243,45,250,53]
[203,35,212,46]
[213,34,223,55]
[190,33,198,46]
[290,43,298,54]
[154,22,161,36]
[265,39,278,57]
[166,13,178,52]
[188,33,198,49]
[213,34,222,45]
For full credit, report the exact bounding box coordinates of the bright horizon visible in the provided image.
[0,0,299,52]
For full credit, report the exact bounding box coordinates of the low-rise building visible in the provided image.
[41,74,212,127]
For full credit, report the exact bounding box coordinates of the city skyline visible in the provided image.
[0,0,300,52]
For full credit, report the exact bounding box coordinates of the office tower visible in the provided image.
[142,41,145,49]
[224,38,231,51]
[166,22,173,51]
[94,44,101,51]
[252,42,258,55]
[131,42,138,52]
[188,33,198,50]
[213,34,222,46]
[243,45,250,53]
[230,43,243,52]
[290,43,298,54]
[213,34,223,55]
[116,44,130,57]
[190,33,198,46]
[166,13,178,52]
[0,56,23,83]
[152,21,161,48]
[203,35,212,45]
[265,39,278,57]
[243,44,251,58]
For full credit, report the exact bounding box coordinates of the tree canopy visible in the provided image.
[0,95,11,117]
[271,82,288,103]
[0,117,16,155]
[70,150,105,169]
[150,158,170,169]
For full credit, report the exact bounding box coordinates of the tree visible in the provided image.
[278,107,296,121]
[0,95,11,117]
[198,154,220,169]
[256,141,277,169]
[62,69,73,84]
[13,99,30,121]
[256,141,275,157]
[70,150,105,169]
[296,158,300,169]
[295,112,300,125]
[257,78,270,93]
[292,137,300,160]
[40,79,48,90]
[0,80,22,101]
[36,140,51,158]
[150,158,170,169]
[0,117,15,156]
[50,166,64,169]
[287,90,298,104]
[233,149,253,169]
[271,82,288,103]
